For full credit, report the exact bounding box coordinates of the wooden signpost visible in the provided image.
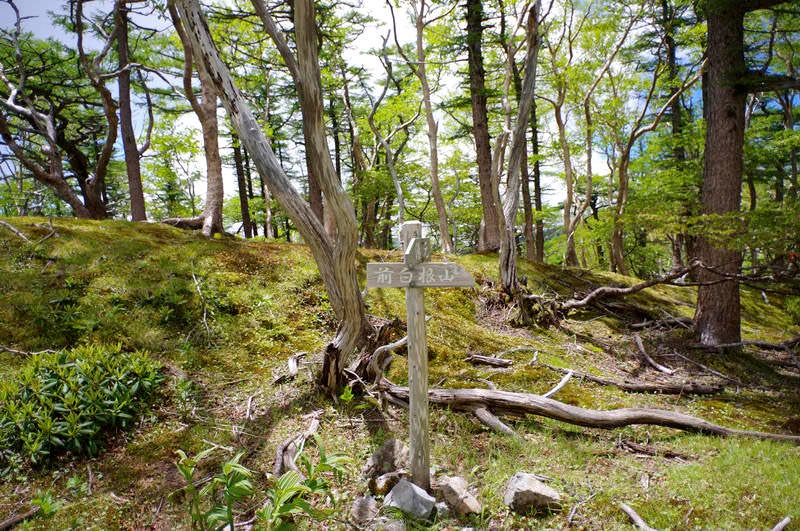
[365,221,474,491]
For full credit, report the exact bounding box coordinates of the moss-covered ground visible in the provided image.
[1,217,798,529]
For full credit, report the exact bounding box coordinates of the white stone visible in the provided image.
[438,476,482,515]
[384,479,436,520]
[503,472,562,514]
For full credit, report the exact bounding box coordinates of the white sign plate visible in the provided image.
[366,262,474,288]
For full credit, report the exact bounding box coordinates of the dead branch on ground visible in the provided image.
[1,346,58,357]
[376,378,798,443]
[559,262,699,312]
[772,516,792,531]
[273,410,322,478]
[617,439,691,461]
[631,315,694,330]
[0,507,40,531]
[274,352,308,385]
[466,354,514,368]
[668,351,743,385]
[538,362,723,395]
[619,503,657,531]
[0,219,31,241]
[633,333,676,374]
[542,370,573,398]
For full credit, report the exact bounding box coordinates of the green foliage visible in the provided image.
[256,434,351,530]
[31,488,63,519]
[143,119,204,221]
[175,448,255,531]
[174,436,349,531]
[0,344,163,472]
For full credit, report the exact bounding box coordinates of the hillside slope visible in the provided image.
[1,217,799,529]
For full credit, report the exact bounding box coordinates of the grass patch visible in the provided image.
[0,217,798,529]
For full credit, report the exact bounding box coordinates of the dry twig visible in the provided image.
[634,333,676,374]
[542,370,573,398]
[0,219,30,241]
[619,502,658,531]
[0,507,40,530]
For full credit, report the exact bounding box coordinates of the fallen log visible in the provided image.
[377,379,800,444]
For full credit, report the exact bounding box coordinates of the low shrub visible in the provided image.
[0,344,163,473]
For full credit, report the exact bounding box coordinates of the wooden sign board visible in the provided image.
[366,262,474,288]
[364,221,473,492]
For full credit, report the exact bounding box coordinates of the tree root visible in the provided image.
[376,378,800,444]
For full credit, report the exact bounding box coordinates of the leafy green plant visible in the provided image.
[255,470,316,530]
[255,435,351,530]
[175,448,255,531]
[201,452,255,530]
[31,488,62,518]
[174,447,216,529]
[0,344,163,472]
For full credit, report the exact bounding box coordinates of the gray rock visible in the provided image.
[384,479,436,520]
[368,517,406,531]
[369,470,407,495]
[363,439,410,478]
[503,472,563,514]
[434,501,452,520]
[350,495,379,524]
[437,476,482,516]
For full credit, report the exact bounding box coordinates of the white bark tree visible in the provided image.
[171,0,371,391]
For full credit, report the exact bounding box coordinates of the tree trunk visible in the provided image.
[294,0,372,388]
[610,155,630,275]
[232,132,253,238]
[0,112,94,219]
[531,99,545,262]
[555,102,580,267]
[115,0,147,222]
[500,3,540,296]
[507,20,538,263]
[467,0,501,252]
[695,2,746,346]
[413,1,453,253]
[197,67,224,238]
[174,0,371,391]
[664,0,688,272]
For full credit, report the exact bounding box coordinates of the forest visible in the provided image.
[1,0,799,529]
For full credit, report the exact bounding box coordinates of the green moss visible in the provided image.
[1,218,799,530]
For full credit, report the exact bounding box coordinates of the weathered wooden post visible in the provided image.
[366,221,474,491]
